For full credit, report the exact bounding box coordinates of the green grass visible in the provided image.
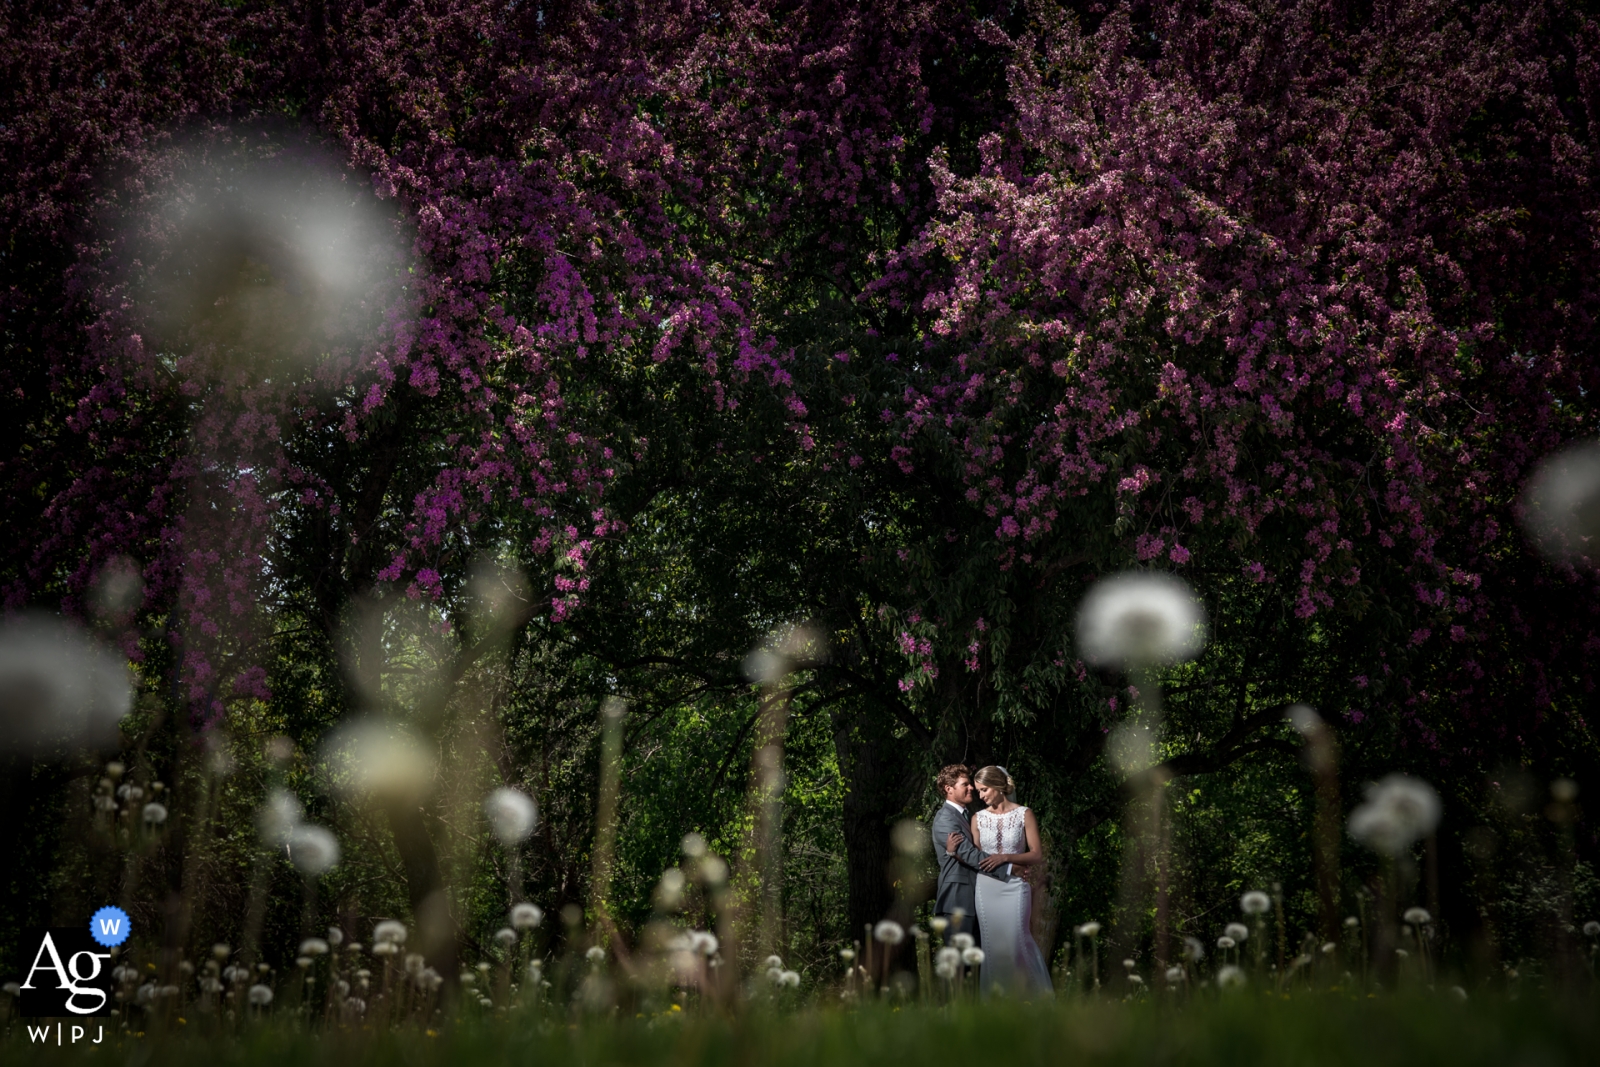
[7,994,1600,1067]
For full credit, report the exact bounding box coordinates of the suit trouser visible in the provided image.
[934,907,980,947]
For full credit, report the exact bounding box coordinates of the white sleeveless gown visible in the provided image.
[973,806,1054,995]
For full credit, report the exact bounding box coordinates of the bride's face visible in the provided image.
[976,782,1003,807]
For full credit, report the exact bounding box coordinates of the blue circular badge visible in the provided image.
[90,905,131,947]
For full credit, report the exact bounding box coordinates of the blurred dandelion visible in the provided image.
[929,916,949,935]
[493,928,517,950]
[1217,965,1246,989]
[1076,922,1101,937]
[286,823,340,876]
[1225,923,1248,942]
[484,787,539,845]
[247,984,274,1006]
[585,946,606,964]
[0,615,132,754]
[1403,907,1432,926]
[510,903,543,931]
[327,927,344,947]
[952,932,975,951]
[1348,774,1442,855]
[961,947,984,965]
[299,938,329,957]
[1183,937,1204,962]
[1584,920,1600,937]
[1217,936,1236,950]
[1165,966,1184,984]
[839,947,856,961]
[1240,891,1271,915]
[1520,439,1600,563]
[873,920,905,945]
[1077,572,1206,668]
[141,802,169,826]
[322,721,435,802]
[373,920,408,946]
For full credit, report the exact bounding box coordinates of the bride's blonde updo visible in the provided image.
[974,765,1015,797]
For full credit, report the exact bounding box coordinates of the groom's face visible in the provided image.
[945,775,973,805]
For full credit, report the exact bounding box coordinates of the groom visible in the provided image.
[930,763,1010,944]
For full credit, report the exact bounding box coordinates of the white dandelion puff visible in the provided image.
[1520,439,1600,563]
[1348,774,1442,856]
[961,947,984,965]
[872,920,905,945]
[483,787,539,845]
[1076,922,1102,938]
[1076,572,1207,668]
[298,938,329,957]
[373,920,408,946]
[1403,907,1432,926]
[585,946,606,964]
[142,802,169,826]
[257,788,304,846]
[1225,923,1249,942]
[286,823,340,876]
[1240,891,1271,915]
[247,984,274,1006]
[510,903,543,931]
[952,932,975,951]
[1217,936,1236,950]
[1217,965,1246,989]
[0,615,133,755]
[493,928,517,950]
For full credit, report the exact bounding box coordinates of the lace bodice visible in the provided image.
[974,805,1029,855]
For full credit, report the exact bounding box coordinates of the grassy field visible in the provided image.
[7,994,1599,1067]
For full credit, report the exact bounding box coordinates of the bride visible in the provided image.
[966,765,1053,994]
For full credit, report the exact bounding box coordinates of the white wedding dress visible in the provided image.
[973,805,1054,995]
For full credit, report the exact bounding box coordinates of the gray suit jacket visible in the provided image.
[931,801,1009,918]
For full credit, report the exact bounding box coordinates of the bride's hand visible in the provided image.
[978,853,1009,872]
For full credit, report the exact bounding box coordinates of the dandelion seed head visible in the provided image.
[1076,922,1102,938]
[1076,572,1206,668]
[327,927,343,947]
[373,920,408,946]
[1520,440,1600,564]
[935,960,957,980]
[929,916,949,934]
[586,946,606,963]
[510,903,543,931]
[1240,891,1271,915]
[247,984,274,1006]
[961,947,984,965]
[1183,936,1204,962]
[493,928,517,949]
[1348,774,1442,856]
[764,955,784,970]
[483,787,539,845]
[0,615,133,755]
[295,957,312,969]
[286,823,340,876]
[1122,958,1136,971]
[1344,916,1360,929]
[873,920,905,945]
[781,970,800,988]
[1217,936,1235,950]
[1583,920,1600,937]
[258,788,304,846]
[1217,965,1246,989]
[1225,923,1249,942]
[1128,974,1144,985]
[1403,907,1432,925]
[298,938,329,957]
[680,831,708,858]
[952,932,975,951]
[839,948,856,961]
[1165,966,1184,983]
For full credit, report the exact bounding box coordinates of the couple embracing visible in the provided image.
[929,763,1053,994]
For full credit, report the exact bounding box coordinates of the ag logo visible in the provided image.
[15,928,114,1017]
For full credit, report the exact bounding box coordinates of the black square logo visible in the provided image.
[14,928,114,1017]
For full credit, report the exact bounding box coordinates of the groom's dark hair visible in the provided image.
[936,763,971,794]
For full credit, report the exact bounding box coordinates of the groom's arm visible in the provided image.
[936,809,1003,876]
